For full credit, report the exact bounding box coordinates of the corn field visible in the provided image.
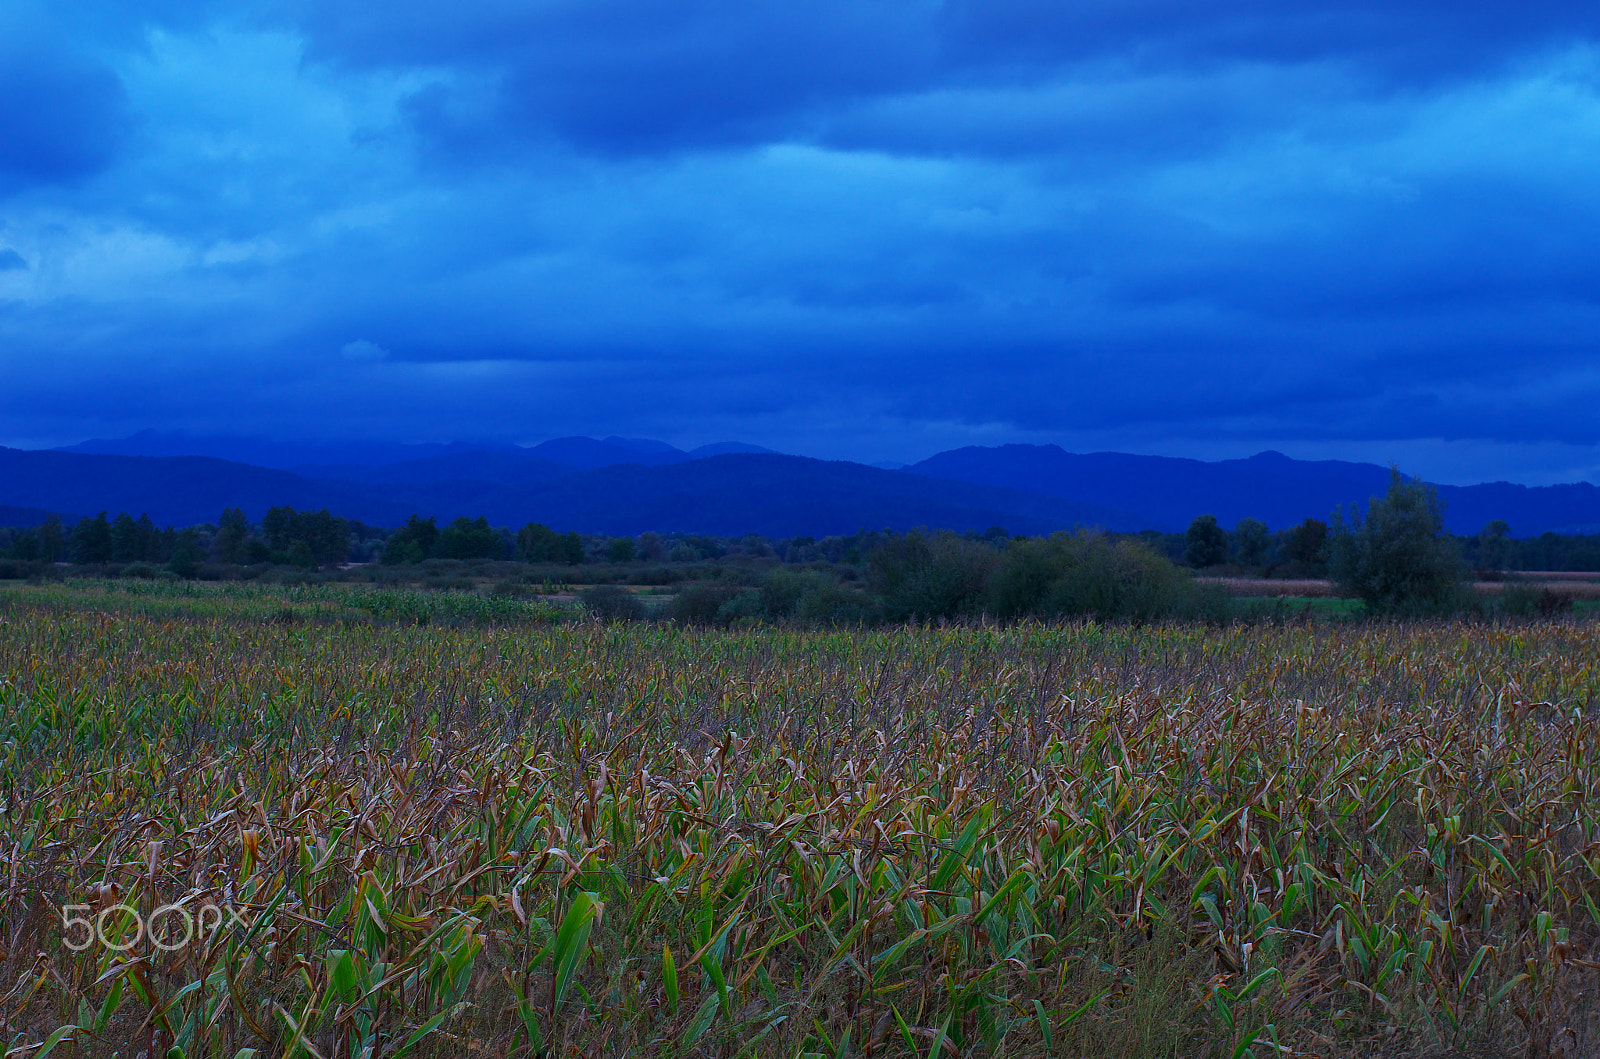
[2,583,1600,1057]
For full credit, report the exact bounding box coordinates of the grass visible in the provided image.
[1,583,1599,1056]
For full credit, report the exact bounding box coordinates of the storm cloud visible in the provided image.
[2,0,1598,483]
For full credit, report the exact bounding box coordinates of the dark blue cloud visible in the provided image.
[257,0,1600,159]
[0,250,26,271]
[2,0,1600,486]
[0,50,135,195]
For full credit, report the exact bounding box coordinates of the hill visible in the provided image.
[909,446,1600,536]
[0,448,1151,536]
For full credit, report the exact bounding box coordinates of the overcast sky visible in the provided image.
[3,1,1599,483]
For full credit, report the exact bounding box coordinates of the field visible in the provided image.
[3,583,1600,1057]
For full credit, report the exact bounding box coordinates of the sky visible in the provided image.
[3,1,1600,485]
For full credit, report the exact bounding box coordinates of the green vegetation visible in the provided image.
[2,584,1599,1057]
[1330,470,1467,614]
[3,461,1600,625]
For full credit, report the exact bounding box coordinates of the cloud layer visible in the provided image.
[3,0,1599,483]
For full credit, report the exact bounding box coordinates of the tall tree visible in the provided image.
[1183,514,1229,568]
[71,513,114,564]
[110,512,142,562]
[214,507,250,564]
[1477,519,1513,573]
[37,514,65,563]
[1329,468,1465,613]
[382,515,438,564]
[1231,517,1270,568]
[1282,518,1328,573]
[438,516,502,560]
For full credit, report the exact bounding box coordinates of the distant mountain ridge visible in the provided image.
[55,431,779,475]
[0,448,1151,536]
[908,445,1600,536]
[11,436,1600,537]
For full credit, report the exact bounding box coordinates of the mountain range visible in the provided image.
[1,434,1596,537]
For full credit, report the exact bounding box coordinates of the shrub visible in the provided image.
[669,582,743,625]
[627,565,680,586]
[868,530,997,621]
[992,531,1203,622]
[713,590,765,625]
[1498,583,1573,618]
[196,562,236,582]
[580,584,645,622]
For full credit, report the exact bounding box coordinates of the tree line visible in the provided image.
[1,472,1596,620]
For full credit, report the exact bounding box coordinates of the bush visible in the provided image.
[713,590,765,625]
[868,530,997,621]
[627,565,681,586]
[580,584,645,622]
[991,532,1204,622]
[121,562,162,580]
[1498,583,1573,618]
[669,582,743,625]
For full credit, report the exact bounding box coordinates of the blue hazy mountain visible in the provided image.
[58,432,779,477]
[292,450,580,486]
[0,448,1150,535]
[451,454,1149,537]
[12,441,1600,537]
[57,430,523,470]
[908,446,1600,535]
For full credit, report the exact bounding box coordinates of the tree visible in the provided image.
[214,507,250,563]
[1477,520,1512,573]
[168,528,203,577]
[1281,518,1328,574]
[607,537,637,563]
[71,513,113,564]
[1231,518,1270,568]
[637,531,667,562]
[438,516,502,560]
[383,515,439,564]
[1183,514,1229,568]
[9,529,40,561]
[37,514,65,563]
[1329,468,1465,613]
[110,512,142,562]
[262,506,349,566]
[518,522,561,562]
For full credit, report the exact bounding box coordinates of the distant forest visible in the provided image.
[2,505,1597,579]
[0,502,1595,629]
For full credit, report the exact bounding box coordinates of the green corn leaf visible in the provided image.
[662,942,680,1014]
[550,891,603,1010]
[31,1025,82,1059]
